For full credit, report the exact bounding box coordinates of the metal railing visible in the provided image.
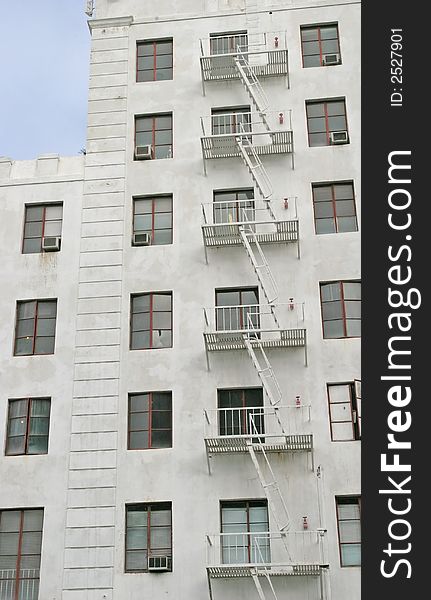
[0,569,40,600]
[201,110,292,139]
[203,303,305,334]
[200,31,288,59]
[201,197,298,226]
[206,531,324,568]
[204,405,311,441]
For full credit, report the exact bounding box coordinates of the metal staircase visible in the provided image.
[239,222,278,306]
[236,129,273,199]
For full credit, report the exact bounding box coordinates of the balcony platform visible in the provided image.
[204,434,313,455]
[207,563,321,578]
[201,49,289,82]
[204,329,306,352]
[202,220,299,247]
[201,131,293,160]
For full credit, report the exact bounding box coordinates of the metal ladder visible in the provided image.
[236,125,273,200]
[234,49,272,134]
[239,221,278,306]
[251,569,279,600]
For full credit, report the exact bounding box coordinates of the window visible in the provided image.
[22,203,63,254]
[133,195,173,246]
[213,189,254,224]
[312,182,358,234]
[5,398,51,455]
[220,500,269,564]
[320,281,361,339]
[336,497,361,566]
[218,389,264,437]
[130,293,172,350]
[14,299,57,356]
[328,382,361,441]
[209,31,248,55]
[301,24,341,68]
[125,503,172,572]
[128,392,172,450]
[135,113,173,159]
[306,99,348,147]
[211,107,251,136]
[0,508,43,599]
[137,39,173,82]
[215,287,259,331]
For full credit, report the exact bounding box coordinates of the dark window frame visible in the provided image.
[13,299,58,356]
[22,202,63,254]
[215,287,260,332]
[130,292,173,351]
[220,499,269,564]
[209,30,248,55]
[134,113,173,160]
[300,23,341,68]
[136,38,173,82]
[0,508,44,599]
[133,195,173,246]
[335,496,361,567]
[320,280,361,339]
[312,181,358,234]
[213,188,255,224]
[5,398,51,456]
[217,388,264,437]
[305,98,348,147]
[211,106,252,136]
[125,502,173,573]
[327,383,361,442]
[128,392,172,450]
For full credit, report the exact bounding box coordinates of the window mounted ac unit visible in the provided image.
[42,236,61,251]
[148,556,170,572]
[329,131,349,145]
[322,53,341,66]
[133,232,152,246]
[135,144,153,160]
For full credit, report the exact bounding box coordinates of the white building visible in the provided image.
[0,1,361,599]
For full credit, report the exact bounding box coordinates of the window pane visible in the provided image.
[155,145,172,159]
[36,318,56,337]
[343,282,361,299]
[321,283,341,301]
[14,338,33,356]
[127,508,148,527]
[152,393,171,410]
[152,411,171,429]
[129,430,149,449]
[138,56,154,71]
[37,302,57,318]
[151,429,172,448]
[303,55,321,68]
[152,330,172,348]
[323,319,345,338]
[156,55,172,69]
[43,221,62,237]
[34,337,55,354]
[320,26,338,40]
[316,218,336,234]
[45,205,63,220]
[327,101,346,116]
[156,67,173,81]
[24,222,43,238]
[152,311,171,330]
[8,417,27,437]
[153,229,172,245]
[337,216,358,232]
[306,103,325,118]
[335,200,356,217]
[134,199,153,215]
[21,531,42,554]
[135,118,153,132]
[130,394,150,413]
[156,41,172,55]
[6,435,26,455]
[136,131,153,146]
[16,318,35,338]
[126,550,147,570]
[309,132,328,146]
[339,520,361,543]
[328,115,347,131]
[334,184,354,200]
[155,115,172,129]
[321,40,340,54]
[341,544,361,566]
[132,312,150,332]
[332,422,354,441]
[154,213,172,230]
[322,300,343,320]
[313,186,333,202]
[346,319,361,337]
[137,43,154,57]
[345,300,361,319]
[25,206,44,222]
[29,417,49,436]
[329,385,351,403]
[155,130,172,145]
[131,331,151,350]
[338,502,360,520]
[301,28,318,42]
[154,197,172,212]
[133,294,151,313]
[308,117,326,134]
[129,412,149,431]
[126,528,147,549]
[23,238,42,254]
[28,436,48,454]
[150,528,170,549]
[152,294,172,311]
[31,399,50,417]
[314,202,334,219]
[302,41,320,55]
[150,509,171,526]
[18,301,36,319]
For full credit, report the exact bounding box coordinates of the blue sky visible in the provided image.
[0,1,91,160]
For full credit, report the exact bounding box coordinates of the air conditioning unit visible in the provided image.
[133,232,151,246]
[135,144,153,160]
[329,131,349,145]
[322,53,341,66]
[148,556,170,572]
[42,236,61,252]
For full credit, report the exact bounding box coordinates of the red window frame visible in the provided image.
[305,99,348,147]
[136,38,173,82]
[320,281,361,339]
[130,292,173,350]
[327,383,361,442]
[300,24,341,68]
[215,287,260,331]
[125,503,172,572]
[0,508,43,600]
[211,106,251,136]
[133,195,173,245]
[335,496,361,567]
[128,392,172,450]
[14,299,57,356]
[312,182,358,234]
[5,398,51,456]
[134,113,173,160]
[22,203,63,254]
[213,189,255,224]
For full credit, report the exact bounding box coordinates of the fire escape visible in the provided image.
[200,31,329,600]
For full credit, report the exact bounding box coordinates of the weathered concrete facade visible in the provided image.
[0,0,360,599]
